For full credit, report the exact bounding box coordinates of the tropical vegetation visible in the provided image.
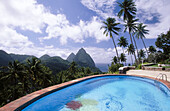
[0,58,98,107]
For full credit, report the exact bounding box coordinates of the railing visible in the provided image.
[155,73,167,81]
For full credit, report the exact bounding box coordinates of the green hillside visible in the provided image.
[41,56,70,74]
[0,50,13,67]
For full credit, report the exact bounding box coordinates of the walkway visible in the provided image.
[127,70,170,81]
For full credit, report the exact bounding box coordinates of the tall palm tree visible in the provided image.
[120,53,127,65]
[124,17,138,64]
[117,36,128,53]
[135,23,149,56]
[101,17,121,62]
[126,44,135,65]
[117,0,137,21]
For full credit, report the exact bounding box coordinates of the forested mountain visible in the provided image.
[0,49,101,73]
[0,50,13,67]
[10,54,35,62]
[41,56,70,74]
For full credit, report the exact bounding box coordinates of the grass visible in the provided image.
[149,64,170,68]
[149,64,158,67]
[163,66,170,68]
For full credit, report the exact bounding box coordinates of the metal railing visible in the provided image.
[155,73,167,81]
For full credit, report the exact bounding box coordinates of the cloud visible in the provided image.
[136,0,170,39]
[81,0,117,19]
[84,46,124,63]
[0,0,47,33]
[40,16,109,45]
[0,26,33,48]
[0,0,49,51]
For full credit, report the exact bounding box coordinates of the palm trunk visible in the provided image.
[141,38,149,57]
[131,54,133,65]
[122,48,124,54]
[129,32,138,65]
[132,35,140,62]
[111,37,120,64]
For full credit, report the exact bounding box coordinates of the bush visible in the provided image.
[136,63,142,69]
[108,63,123,73]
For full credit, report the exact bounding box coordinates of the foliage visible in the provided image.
[148,46,156,53]
[139,49,145,59]
[120,53,126,63]
[137,64,142,69]
[0,58,54,107]
[146,30,170,63]
[0,59,99,107]
[117,0,137,21]
[155,30,170,55]
[108,63,123,73]
[112,56,118,64]
[117,36,128,49]
[126,44,135,55]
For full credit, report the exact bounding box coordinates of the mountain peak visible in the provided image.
[40,54,51,60]
[67,53,75,62]
[74,48,95,68]
[78,48,86,53]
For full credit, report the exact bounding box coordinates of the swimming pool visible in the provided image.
[21,75,170,111]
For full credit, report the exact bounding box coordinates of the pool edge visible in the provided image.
[0,74,170,111]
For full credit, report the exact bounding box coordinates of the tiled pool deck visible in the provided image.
[0,74,170,111]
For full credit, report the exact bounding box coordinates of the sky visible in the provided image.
[0,0,170,64]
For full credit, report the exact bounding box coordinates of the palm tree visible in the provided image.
[124,17,138,64]
[117,0,137,21]
[135,23,149,56]
[149,45,156,54]
[101,17,121,62]
[117,36,128,53]
[112,56,118,64]
[120,53,127,65]
[26,58,44,91]
[139,49,146,59]
[1,61,26,101]
[126,44,135,65]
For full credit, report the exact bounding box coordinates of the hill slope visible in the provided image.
[41,56,70,74]
[67,53,75,62]
[0,50,13,66]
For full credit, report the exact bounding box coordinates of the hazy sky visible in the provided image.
[0,0,169,63]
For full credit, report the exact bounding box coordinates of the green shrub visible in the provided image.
[108,63,123,73]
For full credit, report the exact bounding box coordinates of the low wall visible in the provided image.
[142,67,163,71]
[119,66,136,74]
[165,68,170,71]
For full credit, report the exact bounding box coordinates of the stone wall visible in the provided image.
[142,67,163,71]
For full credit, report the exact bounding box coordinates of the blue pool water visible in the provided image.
[22,76,170,111]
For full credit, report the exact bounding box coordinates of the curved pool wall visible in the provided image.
[16,75,170,111]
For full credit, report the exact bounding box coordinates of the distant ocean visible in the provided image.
[96,63,110,72]
[96,63,132,72]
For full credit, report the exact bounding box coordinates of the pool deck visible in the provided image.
[127,70,170,81]
[0,74,170,111]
